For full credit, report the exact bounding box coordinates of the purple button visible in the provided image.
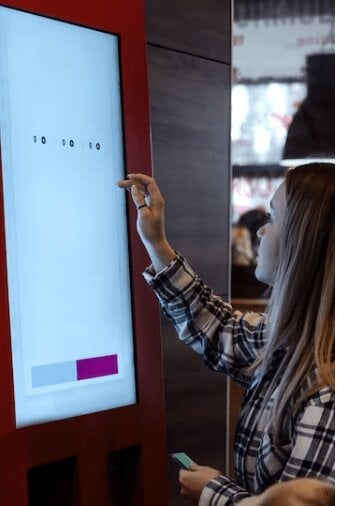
[76,354,118,380]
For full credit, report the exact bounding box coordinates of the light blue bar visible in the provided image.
[32,361,77,388]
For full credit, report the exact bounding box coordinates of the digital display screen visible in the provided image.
[0,6,136,427]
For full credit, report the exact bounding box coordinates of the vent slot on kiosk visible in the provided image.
[28,457,78,506]
[108,446,140,506]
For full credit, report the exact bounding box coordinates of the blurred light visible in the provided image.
[280,157,335,167]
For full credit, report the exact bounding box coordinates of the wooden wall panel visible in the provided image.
[147,46,231,294]
[161,320,228,506]
[147,45,231,505]
[145,0,231,63]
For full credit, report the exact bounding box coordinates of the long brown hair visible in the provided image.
[259,163,334,439]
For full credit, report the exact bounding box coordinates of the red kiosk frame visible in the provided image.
[0,1,169,504]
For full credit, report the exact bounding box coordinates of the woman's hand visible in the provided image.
[117,173,165,245]
[179,463,222,502]
[116,173,176,271]
[237,497,260,505]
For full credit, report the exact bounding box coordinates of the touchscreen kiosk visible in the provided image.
[0,6,136,427]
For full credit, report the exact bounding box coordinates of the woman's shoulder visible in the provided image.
[230,309,268,347]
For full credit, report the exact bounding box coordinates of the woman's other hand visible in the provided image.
[179,463,222,502]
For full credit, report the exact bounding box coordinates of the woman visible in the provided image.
[117,163,334,505]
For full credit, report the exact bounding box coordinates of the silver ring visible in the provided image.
[137,203,147,210]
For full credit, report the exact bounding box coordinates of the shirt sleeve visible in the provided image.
[198,476,250,505]
[198,390,335,505]
[143,252,267,387]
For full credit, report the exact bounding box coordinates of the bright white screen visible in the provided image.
[0,7,136,427]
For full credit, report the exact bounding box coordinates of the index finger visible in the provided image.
[116,173,154,190]
[127,173,159,194]
[127,173,154,184]
[128,173,163,197]
[179,469,192,480]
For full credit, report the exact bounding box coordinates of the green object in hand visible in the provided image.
[170,452,194,470]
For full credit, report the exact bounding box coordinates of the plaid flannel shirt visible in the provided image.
[143,252,335,506]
